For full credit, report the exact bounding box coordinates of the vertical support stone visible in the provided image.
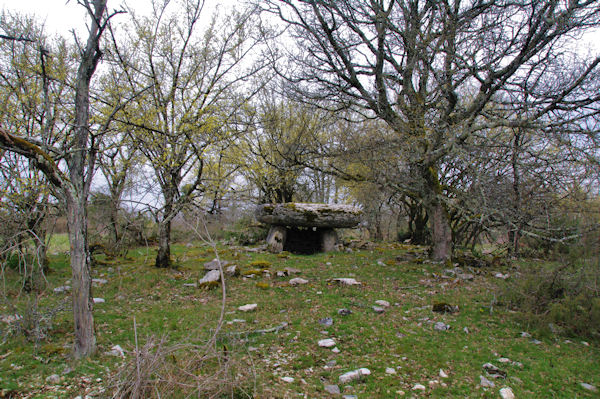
[266,225,287,253]
[321,228,339,252]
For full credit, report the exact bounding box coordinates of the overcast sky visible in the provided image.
[0,0,234,37]
[1,0,598,51]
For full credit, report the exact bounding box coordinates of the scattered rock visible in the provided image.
[343,396,357,399]
[377,259,386,267]
[520,331,531,338]
[183,283,198,288]
[276,271,287,277]
[318,338,336,348]
[329,278,361,286]
[396,332,406,339]
[204,259,229,271]
[325,360,337,368]
[499,387,515,399]
[319,317,333,327]
[324,384,341,394]
[93,298,105,304]
[53,286,71,294]
[483,363,506,379]
[238,303,257,312]
[225,265,239,277]
[494,272,510,279]
[412,384,426,391]
[457,273,474,281]
[289,278,309,286]
[479,375,495,388]
[531,339,542,345]
[385,367,396,374]
[226,319,246,324]
[92,278,108,285]
[285,267,302,275]
[105,344,125,357]
[199,270,221,287]
[582,341,590,346]
[434,322,450,331]
[339,368,371,384]
[375,300,390,307]
[281,376,294,383]
[45,374,60,384]
[372,306,385,314]
[439,369,448,378]
[337,308,352,316]
[332,347,340,353]
[463,327,470,334]
[580,383,598,392]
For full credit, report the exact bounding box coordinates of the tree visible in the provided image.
[265,0,600,261]
[237,97,326,203]
[0,0,119,358]
[112,0,268,267]
[0,12,70,271]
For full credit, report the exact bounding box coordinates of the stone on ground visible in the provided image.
[318,338,336,348]
[204,258,229,271]
[499,387,515,399]
[238,303,257,312]
[338,368,371,384]
[580,383,598,392]
[324,384,341,394]
[289,277,309,286]
[199,270,221,287]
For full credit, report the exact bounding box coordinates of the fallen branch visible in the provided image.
[221,322,289,338]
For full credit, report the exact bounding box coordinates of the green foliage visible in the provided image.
[500,260,600,339]
[225,217,268,246]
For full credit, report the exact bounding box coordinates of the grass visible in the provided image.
[48,233,70,254]
[1,241,599,398]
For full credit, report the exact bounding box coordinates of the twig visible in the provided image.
[221,322,288,338]
[134,316,140,394]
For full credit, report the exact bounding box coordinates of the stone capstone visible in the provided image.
[256,203,362,228]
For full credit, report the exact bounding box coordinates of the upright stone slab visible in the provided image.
[321,228,339,252]
[256,203,361,254]
[266,225,287,253]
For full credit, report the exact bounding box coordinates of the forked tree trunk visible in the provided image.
[66,193,95,358]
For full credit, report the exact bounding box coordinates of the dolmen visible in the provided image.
[255,202,362,254]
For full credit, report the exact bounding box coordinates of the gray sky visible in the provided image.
[0,0,233,37]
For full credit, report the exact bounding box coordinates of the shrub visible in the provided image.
[225,216,268,245]
[499,259,600,340]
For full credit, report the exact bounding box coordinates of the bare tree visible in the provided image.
[112,0,269,267]
[0,0,120,358]
[264,0,600,261]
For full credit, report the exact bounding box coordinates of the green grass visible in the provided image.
[47,233,70,254]
[1,242,599,398]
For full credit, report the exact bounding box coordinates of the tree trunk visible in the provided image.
[155,218,172,268]
[110,197,121,250]
[66,193,95,359]
[422,166,452,262]
[508,129,522,257]
[428,200,452,261]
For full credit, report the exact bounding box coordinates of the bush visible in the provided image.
[225,216,268,245]
[500,259,600,340]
